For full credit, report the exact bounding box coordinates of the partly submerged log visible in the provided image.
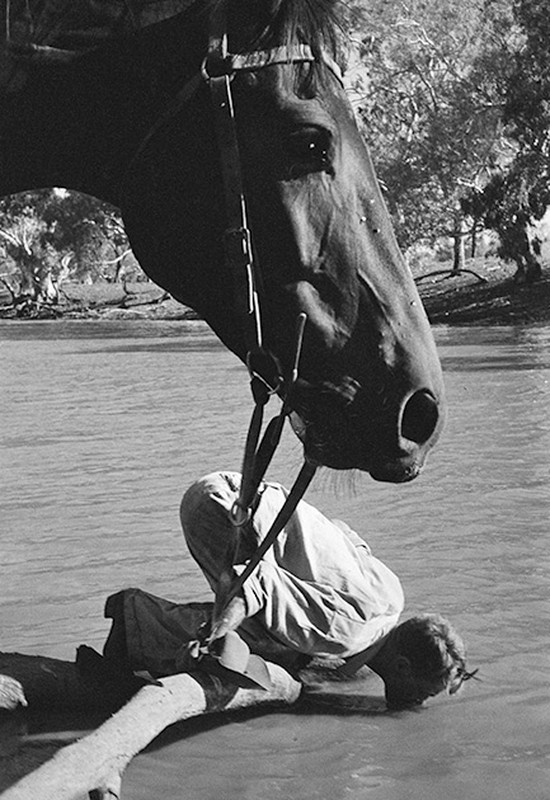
[0,652,302,800]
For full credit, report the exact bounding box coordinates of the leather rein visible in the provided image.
[203,8,342,609]
[132,6,344,606]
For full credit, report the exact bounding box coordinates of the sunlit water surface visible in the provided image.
[1,320,549,799]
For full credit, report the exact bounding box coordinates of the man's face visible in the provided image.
[384,661,446,710]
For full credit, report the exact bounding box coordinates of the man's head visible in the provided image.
[378,614,475,710]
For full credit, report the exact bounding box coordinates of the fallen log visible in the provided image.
[1,655,302,800]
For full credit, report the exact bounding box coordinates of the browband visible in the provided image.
[203,44,344,85]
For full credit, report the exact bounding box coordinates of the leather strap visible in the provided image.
[203,4,335,359]
[205,4,266,355]
[208,70,263,349]
[224,459,318,608]
[231,313,307,530]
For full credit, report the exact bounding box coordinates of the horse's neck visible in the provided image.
[0,12,205,204]
[0,69,109,202]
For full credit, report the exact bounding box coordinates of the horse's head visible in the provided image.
[201,1,446,483]
[114,0,446,482]
[0,2,443,483]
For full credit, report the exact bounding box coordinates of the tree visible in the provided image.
[0,189,137,313]
[347,0,518,270]
[0,191,61,307]
[469,0,550,281]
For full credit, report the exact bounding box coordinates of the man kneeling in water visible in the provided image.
[104,472,475,710]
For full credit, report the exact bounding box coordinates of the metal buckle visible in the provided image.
[224,227,253,269]
[246,348,283,395]
[201,53,234,81]
[230,500,253,528]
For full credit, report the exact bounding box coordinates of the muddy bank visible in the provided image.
[0,282,199,322]
[415,259,550,326]
[1,262,549,325]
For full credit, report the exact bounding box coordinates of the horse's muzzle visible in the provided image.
[290,383,443,482]
[368,389,441,482]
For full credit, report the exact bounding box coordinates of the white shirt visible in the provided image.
[194,473,404,659]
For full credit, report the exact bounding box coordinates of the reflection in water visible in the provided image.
[437,324,550,371]
[1,321,549,800]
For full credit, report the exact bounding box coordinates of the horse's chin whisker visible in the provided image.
[337,469,362,497]
[312,466,361,499]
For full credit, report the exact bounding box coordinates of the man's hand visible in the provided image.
[174,639,205,672]
[209,595,247,645]
[174,584,247,671]
[0,675,28,710]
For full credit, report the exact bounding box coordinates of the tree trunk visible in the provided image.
[509,225,543,283]
[0,651,301,800]
[16,250,57,305]
[523,253,542,283]
[470,217,478,259]
[452,210,467,273]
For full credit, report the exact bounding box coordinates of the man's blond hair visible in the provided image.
[395,613,473,695]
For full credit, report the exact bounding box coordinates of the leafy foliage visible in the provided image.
[468,0,550,279]
[0,189,138,305]
[347,0,518,262]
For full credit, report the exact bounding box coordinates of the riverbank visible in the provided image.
[414,258,550,325]
[0,282,200,322]
[1,258,549,325]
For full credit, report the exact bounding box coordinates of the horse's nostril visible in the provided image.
[401,390,439,445]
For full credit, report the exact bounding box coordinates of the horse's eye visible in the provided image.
[285,126,333,177]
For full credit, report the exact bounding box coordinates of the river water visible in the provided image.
[1,320,549,799]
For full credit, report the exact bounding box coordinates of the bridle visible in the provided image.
[130,2,345,619]
[130,2,342,372]
[201,6,344,613]
[201,8,347,580]
[203,5,343,363]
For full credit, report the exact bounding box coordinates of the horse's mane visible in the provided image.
[1,0,348,97]
[3,0,347,62]
[210,0,348,97]
[217,0,346,65]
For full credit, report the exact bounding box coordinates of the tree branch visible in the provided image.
[0,653,301,800]
[0,275,16,303]
[0,229,20,248]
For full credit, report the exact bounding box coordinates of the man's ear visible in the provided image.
[395,655,413,677]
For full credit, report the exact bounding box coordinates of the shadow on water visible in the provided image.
[437,324,550,371]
